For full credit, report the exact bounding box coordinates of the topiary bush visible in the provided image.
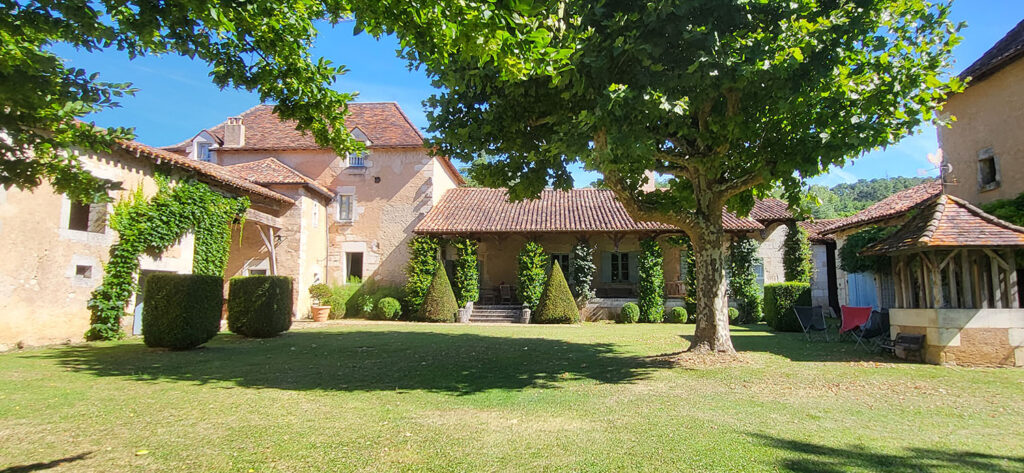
[533,261,580,324]
[617,302,639,324]
[142,274,223,349]
[374,297,402,320]
[325,280,361,318]
[728,236,763,324]
[665,306,687,324]
[728,307,740,324]
[405,236,440,314]
[570,240,596,301]
[783,222,814,283]
[451,237,480,307]
[517,241,548,309]
[637,238,665,323]
[227,276,293,338]
[342,279,405,318]
[417,264,458,322]
[763,282,812,332]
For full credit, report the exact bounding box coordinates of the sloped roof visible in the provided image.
[116,140,294,204]
[226,158,334,199]
[820,180,943,236]
[748,198,792,222]
[960,19,1024,83]
[415,188,776,234]
[799,218,844,243]
[861,194,1024,255]
[165,103,425,151]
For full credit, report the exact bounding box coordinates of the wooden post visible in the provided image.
[1006,249,1019,308]
[961,250,974,308]
[927,252,944,308]
[990,253,1002,308]
[893,256,903,309]
[904,255,914,308]
[947,255,958,308]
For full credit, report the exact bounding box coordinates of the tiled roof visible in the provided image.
[748,198,792,222]
[116,140,294,204]
[960,19,1024,83]
[226,157,334,199]
[415,188,769,234]
[166,103,424,151]
[799,219,844,243]
[861,195,1024,255]
[820,180,943,236]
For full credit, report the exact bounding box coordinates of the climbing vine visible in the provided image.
[783,222,813,283]
[450,237,479,307]
[517,241,548,309]
[569,240,596,301]
[728,236,763,324]
[839,226,897,274]
[637,238,665,322]
[404,235,441,314]
[86,176,249,340]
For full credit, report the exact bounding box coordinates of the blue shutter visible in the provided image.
[600,252,612,283]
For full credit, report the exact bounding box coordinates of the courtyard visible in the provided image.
[1,322,1020,472]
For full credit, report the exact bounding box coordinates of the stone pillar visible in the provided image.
[520,308,531,324]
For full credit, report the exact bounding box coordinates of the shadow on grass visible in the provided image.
[750,433,1024,473]
[723,324,902,363]
[0,452,93,473]
[28,331,672,395]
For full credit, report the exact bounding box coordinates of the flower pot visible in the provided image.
[311,305,331,322]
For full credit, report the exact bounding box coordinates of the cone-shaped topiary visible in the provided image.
[533,261,579,324]
[417,264,458,322]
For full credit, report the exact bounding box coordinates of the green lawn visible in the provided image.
[1,322,1021,472]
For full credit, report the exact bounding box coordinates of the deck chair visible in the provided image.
[499,284,513,305]
[857,310,891,352]
[840,306,873,347]
[793,306,830,342]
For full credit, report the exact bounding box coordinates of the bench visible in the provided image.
[881,333,925,362]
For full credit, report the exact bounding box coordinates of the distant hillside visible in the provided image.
[809,177,934,219]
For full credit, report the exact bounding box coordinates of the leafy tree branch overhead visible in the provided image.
[416,0,964,353]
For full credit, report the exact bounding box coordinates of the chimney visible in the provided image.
[223,116,245,147]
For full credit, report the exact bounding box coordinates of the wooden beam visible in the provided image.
[928,252,944,308]
[961,249,974,308]
[893,256,904,309]
[939,249,960,270]
[1006,249,1019,308]
[948,255,958,308]
[984,249,1010,271]
[991,253,1002,308]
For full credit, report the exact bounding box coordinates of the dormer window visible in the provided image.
[196,142,212,162]
[346,152,366,168]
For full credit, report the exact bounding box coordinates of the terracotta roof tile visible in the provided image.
[226,157,334,199]
[115,140,293,204]
[799,218,844,243]
[415,188,766,234]
[862,195,1024,255]
[960,19,1024,83]
[820,180,942,235]
[748,198,792,222]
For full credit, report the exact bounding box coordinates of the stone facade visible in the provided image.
[889,308,1024,366]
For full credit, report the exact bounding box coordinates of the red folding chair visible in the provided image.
[840,306,873,348]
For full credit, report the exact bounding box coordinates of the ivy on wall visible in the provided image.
[86,176,249,341]
[450,237,479,307]
[569,240,596,301]
[728,236,763,324]
[783,222,813,283]
[838,226,896,274]
[404,235,440,314]
[637,238,665,323]
[517,241,548,309]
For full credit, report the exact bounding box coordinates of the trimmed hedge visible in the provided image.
[375,297,402,320]
[417,265,458,322]
[764,282,811,332]
[228,276,293,338]
[142,274,223,349]
[617,302,639,324]
[637,238,665,323]
[665,307,687,324]
[728,307,740,324]
[533,261,579,324]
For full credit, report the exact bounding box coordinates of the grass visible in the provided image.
[0,322,1021,472]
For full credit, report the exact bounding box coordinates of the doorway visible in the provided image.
[345,252,364,282]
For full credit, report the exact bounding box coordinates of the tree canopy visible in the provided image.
[809,177,934,219]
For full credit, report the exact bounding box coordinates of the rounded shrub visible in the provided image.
[142,274,223,349]
[308,283,332,305]
[617,302,640,324]
[533,261,579,324]
[763,282,812,332]
[665,306,688,324]
[374,297,402,320]
[728,307,740,324]
[417,266,458,322]
[228,276,293,338]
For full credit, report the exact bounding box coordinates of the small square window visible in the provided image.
[248,269,268,276]
[346,152,365,168]
[75,265,92,279]
[67,201,107,233]
[977,148,1000,191]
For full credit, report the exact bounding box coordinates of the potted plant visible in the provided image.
[308,283,332,322]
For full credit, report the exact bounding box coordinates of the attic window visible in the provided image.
[977,147,1000,191]
[196,142,213,162]
[346,152,366,168]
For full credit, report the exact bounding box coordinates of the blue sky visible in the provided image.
[56,2,1024,188]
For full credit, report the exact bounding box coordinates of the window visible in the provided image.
[346,152,366,168]
[337,195,353,221]
[196,142,212,162]
[75,265,93,279]
[345,252,364,282]
[551,253,570,272]
[248,268,268,276]
[67,201,107,233]
[610,252,630,282]
[754,262,765,287]
[977,147,1000,191]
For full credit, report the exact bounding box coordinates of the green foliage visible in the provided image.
[451,237,479,306]
[839,226,897,274]
[227,276,293,338]
[308,283,332,306]
[728,236,764,324]
[569,241,596,301]
[809,177,934,219]
[665,307,688,324]
[533,262,579,324]
[344,280,405,319]
[417,265,458,323]
[374,297,403,321]
[86,177,248,340]
[783,222,813,284]
[617,303,639,324]
[764,283,812,332]
[637,238,665,323]
[668,236,698,314]
[728,307,740,324]
[405,236,441,314]
[325,281,361,319]
[517,241,548,310]
[141,274,223,350]
[980,192,1024,227]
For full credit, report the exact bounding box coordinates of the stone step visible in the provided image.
[472,310,520,316]
[469,316,517,324]
[473,305,523,311]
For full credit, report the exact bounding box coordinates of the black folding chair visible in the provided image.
[857,310,891,353]
[793,306,830,342]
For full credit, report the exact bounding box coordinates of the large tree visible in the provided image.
[1,0,551,202]
[413,1,962,353]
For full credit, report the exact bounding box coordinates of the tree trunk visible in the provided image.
[688,196,736,354]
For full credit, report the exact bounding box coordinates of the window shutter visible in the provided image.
[628,252,639,283]
[600,252,612,283]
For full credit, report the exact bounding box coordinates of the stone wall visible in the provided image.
[889,308,1024,366]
